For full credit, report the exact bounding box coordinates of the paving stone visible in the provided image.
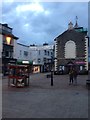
[2,73,88,118]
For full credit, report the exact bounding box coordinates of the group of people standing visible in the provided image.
[69,67,78,85]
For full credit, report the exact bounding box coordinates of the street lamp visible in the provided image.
[6,36,11,45]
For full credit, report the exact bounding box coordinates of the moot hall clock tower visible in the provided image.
[54,17,89,74]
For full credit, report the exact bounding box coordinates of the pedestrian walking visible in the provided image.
[69,68,74,85]
[73,68,78,85]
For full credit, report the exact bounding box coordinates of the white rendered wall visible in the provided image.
[15,43,29,61]
[13,39,17,59]
[29,45,54,65]
[15,43,54,66]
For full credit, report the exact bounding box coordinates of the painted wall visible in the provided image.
[29,45,54,65]
[15,43,29,61]
[13,39,17,59]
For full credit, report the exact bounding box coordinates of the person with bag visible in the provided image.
[73,68,78,85]
[69,67,74,85]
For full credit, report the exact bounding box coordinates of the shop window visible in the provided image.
[33,66,40,73]
[62,66,65,70]
[59,66,64,71]
[59,66,62,71]
[80,66,83,71]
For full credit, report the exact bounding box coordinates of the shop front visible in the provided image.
[2,58,17,76]
[75,61,87,74]
[32,65,41,73]
[17,60,33,73]
[58,60,87,75]
[43,62,53,72]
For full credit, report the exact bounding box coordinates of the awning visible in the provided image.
[17,60,33,65]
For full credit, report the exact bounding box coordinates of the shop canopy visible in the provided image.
[17,60,33,65]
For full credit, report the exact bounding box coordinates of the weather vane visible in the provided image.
[76,16,78,22]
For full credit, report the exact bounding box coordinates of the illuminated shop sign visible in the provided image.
[22,61,29,64]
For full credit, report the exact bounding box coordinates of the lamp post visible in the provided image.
[51,56,54,86]
[51,69,53,86]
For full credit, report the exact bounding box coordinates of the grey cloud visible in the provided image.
[1,2,88,45]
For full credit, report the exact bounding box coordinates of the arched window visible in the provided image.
[65,40,76,58]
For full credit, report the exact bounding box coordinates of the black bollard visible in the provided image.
[51,70,53,86]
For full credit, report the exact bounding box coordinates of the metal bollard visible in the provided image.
[51,70,53,86]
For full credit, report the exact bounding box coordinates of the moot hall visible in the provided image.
[54,19,89,74]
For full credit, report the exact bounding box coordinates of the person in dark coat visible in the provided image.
[69,68,74,85]
[73,68,78,85]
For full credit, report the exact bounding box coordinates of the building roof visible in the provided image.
[29,44,54,50]
[0,23,19,40]
[17,43,29,47]
[54,27,87,41]
[54,18,87,41]
[0,31,19,40]
[2,23,12,30]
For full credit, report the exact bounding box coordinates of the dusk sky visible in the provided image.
[1,1,88,45]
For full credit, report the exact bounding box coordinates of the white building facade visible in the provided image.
[14,43,54,73]
[54,21,88,74]
[0,23,18,75]
[15,43,29,61]
[29,44,54,72]
[0,23,54,74]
